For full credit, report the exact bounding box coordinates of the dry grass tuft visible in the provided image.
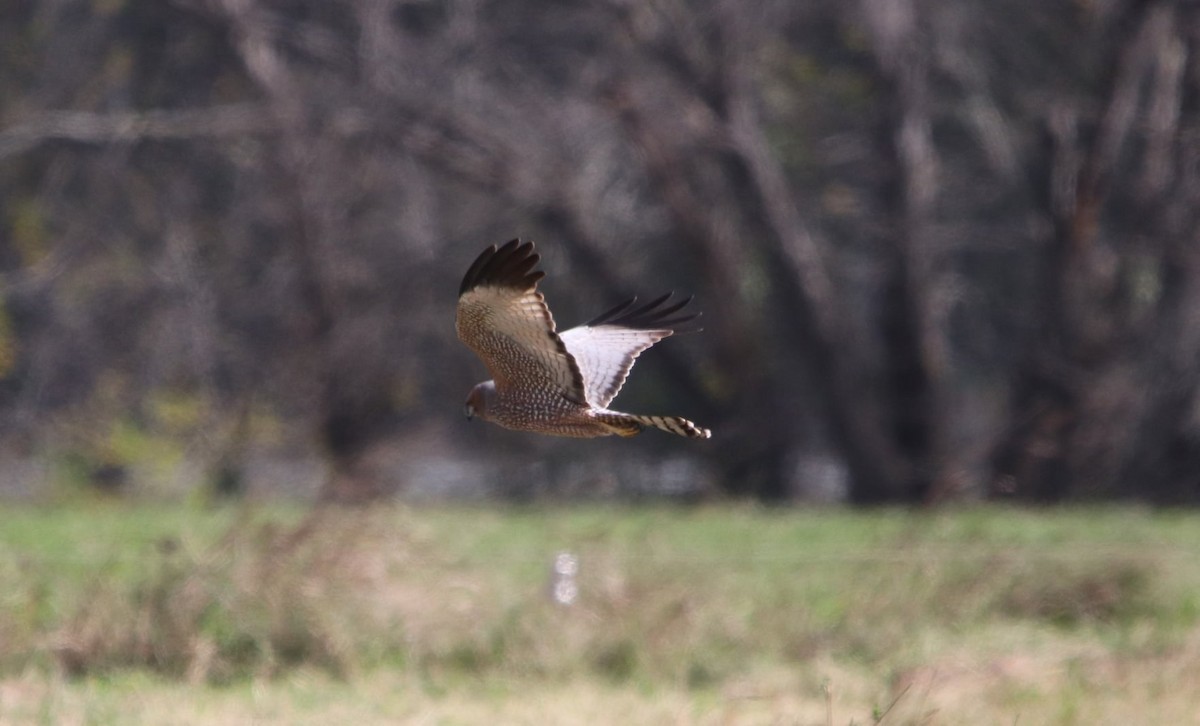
[996,557,1154,626]
[49,508,411,683]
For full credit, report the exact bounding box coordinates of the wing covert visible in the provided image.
[455,240,587,403]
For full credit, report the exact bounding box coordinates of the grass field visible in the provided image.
[1,502,1199,724]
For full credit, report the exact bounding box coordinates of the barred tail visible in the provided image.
[634,415,711,439]
[594,410,711,439]
[638,412,710,436]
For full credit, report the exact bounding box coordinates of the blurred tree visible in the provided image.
[989,1,1200,502]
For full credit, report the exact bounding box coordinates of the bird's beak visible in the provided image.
[464,405,474,421]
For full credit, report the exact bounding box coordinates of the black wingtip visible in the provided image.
[582,296,638,327]
[584,291,700,331]
[459,239,543,296]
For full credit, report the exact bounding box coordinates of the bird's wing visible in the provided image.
[559,293,697,409]
[456,239,588,404]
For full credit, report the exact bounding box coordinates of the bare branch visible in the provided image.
[0,104,273,159]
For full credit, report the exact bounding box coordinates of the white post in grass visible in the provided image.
[550,551,579,606]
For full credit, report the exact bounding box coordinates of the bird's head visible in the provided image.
[464,380,496,422]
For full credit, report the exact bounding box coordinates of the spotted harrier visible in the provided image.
[456,239,711,439]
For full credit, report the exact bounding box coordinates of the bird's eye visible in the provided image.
[464,404,474,420]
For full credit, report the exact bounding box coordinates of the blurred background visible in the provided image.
[3,0,1200,506]
[6,3,1200,721]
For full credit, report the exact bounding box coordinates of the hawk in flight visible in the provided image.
[456,239,711,439]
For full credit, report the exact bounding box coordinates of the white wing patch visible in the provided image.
[559,324,672,409]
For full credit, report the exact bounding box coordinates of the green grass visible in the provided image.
[1,503,1200,724]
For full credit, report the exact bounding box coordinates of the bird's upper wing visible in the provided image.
[456,239,588,404]
[558,293,697,409]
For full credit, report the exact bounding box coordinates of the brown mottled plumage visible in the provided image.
[456,239,711,439]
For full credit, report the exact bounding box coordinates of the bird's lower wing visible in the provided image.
[559,325,670,409]
[559,293,698,409]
